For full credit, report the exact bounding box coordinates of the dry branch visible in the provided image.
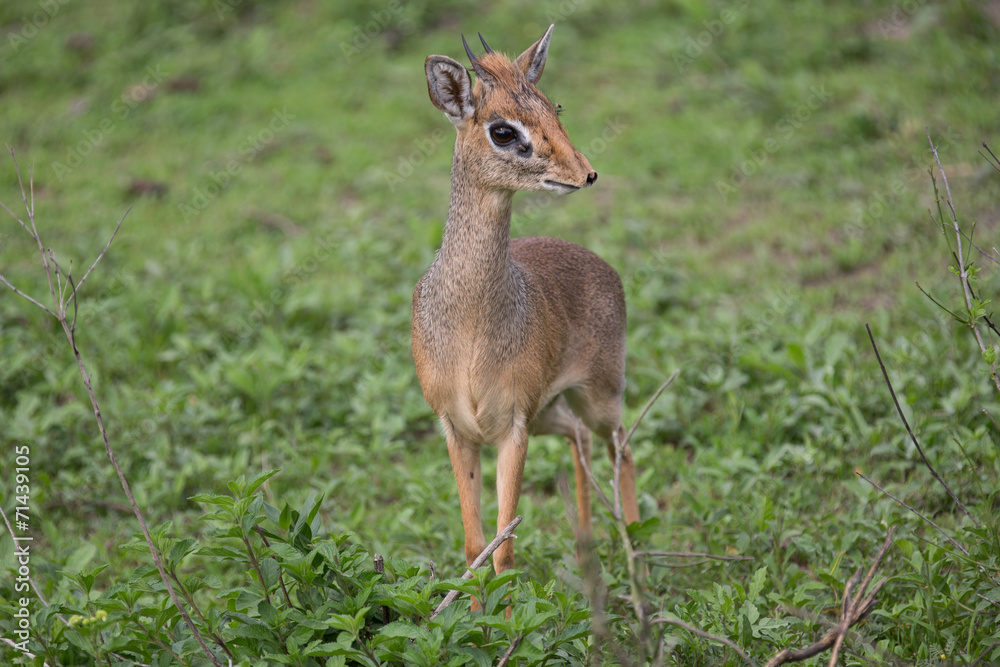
[0,149,226,666]
[496,634,524,667]
[858,473,969,557]
[865,323,980,527]
[652,616,758,667]
[637,550,753,563]
[763,527,894,667]
[572,370,680,663]
[428,515,522,621]
[925,129,1000,394]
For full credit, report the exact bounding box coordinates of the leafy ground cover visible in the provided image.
[0,0,998,664]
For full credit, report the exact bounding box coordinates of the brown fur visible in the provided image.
[412,26,638,574]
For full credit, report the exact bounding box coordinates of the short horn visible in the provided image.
[478,33,493,54]
[461,33,488,80]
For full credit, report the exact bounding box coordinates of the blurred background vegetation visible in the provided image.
[1,0,998,664]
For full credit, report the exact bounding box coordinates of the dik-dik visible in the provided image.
[412,25,638,575]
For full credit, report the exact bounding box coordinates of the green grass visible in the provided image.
[1,0,999,664]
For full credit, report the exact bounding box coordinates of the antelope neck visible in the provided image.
[426,153,521,315]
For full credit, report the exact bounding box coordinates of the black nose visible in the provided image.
[586,171,598,185]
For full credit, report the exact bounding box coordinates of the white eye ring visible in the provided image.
[486,118,531,150]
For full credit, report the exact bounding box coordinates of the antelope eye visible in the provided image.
[490,125,516,145]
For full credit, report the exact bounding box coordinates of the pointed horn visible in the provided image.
[478,32,493,54]
[462,33,479,65]
[461,33,488,80]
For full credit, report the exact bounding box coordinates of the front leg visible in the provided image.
[445,423,486,567]
[494,425,529,573]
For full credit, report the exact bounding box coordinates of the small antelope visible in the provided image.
[412,25,638,575]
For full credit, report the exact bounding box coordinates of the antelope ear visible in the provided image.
[514,24,554,85]
[425,55,474,125]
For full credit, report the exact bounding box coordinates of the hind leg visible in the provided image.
[530,396,593,547]
[606,424,640,526]
[565,388,641,527]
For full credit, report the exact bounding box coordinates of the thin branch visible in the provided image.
[979,141,1000,173]
[651,616,758,667]
[983,408,1000,433]
[71,208,128,301]
[574,419,614,515]
[926,128,1000,394]
[915,282,965,323]
[0,151,225,667]
[971,641,1000,667]
[857,473,968,556]
[496,634,524,667]
[0,272,56,316]
[865,323,981,527]
[0,507,69,627]
[637,550,753,563]
[623,370,680,448]
[0,637,49,665]
[763,528,894,667]
[429,515,522,621]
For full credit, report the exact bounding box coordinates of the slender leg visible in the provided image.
[494,426,529,573]
[569,423,593,549]
[529,396,595,553]
[608,424,640,526]
[446,429,486,567]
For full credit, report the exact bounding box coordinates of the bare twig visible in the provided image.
[0,637,49,665]
[865,323,981,527]
[0,507,69,627]
[428,515,522,621]
[979,141,1000,173]
[573,419,614,515]
[971,641,1000,667]
[0,272,56,316]
[637,550,753,563]
[622,370,680,449]
[858,473,969,556]
[763,528,894,667]
[925,129,1000,395]
[496,634,524,667]
[70,209,128,302]
[652,616,758,667]
[983,408,1000,434]
[0,152,225,667]
[574,372,680,661]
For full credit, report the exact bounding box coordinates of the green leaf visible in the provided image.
[485,568,521,595]
[378,620,431,641]
[246,469,281,496]
[741,613,753,645]
[748,566,767,601]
